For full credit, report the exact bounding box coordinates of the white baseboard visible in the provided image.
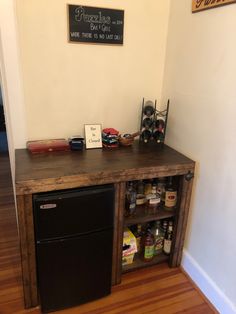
[181,250,236,314]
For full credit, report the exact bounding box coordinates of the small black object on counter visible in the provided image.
[69,136,84,151]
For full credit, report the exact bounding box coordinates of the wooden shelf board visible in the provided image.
[124,206,175,226]
[122,252,169,273]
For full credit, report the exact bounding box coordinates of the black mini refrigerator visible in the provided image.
[33,184,115,313]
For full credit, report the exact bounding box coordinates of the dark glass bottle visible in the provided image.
[137,180,144,195]
[155,118,165,131]
[161,220,168,235]
[153,130,164,143]
[141,129,152,143]
[142,118,153,129]
[165,177,177,208]
[134,224,143,254]
[143,105,154,117]
[125,182,137,216]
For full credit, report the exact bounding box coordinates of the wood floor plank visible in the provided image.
[0,153,218,314]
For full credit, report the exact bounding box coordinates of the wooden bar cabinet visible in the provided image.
[15,142,195,309]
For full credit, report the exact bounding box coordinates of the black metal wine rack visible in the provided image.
[139,98,169,144]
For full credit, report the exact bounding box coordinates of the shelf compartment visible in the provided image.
[122,252,168,273]
[124,206,175,227]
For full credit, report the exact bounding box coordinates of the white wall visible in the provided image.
[162,1,236,312]
[16,0,170,141]
[0,0,27,176]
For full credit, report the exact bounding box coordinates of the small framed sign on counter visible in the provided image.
[84,124,102,149]
[68,5,124,44]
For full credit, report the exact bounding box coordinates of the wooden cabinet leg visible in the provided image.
[16,195,38,308]
[112,182,125,285]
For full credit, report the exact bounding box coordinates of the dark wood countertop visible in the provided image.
[15,142,195,195]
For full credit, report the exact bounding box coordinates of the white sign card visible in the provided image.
[84,124,102,149]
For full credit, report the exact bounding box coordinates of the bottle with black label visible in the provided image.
[165,176,177,209]
[163,221,173,255]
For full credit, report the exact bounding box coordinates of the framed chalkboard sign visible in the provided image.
[68,5,124,44]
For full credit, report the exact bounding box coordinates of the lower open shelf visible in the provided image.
[122,252,169,273]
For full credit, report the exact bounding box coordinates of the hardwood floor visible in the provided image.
[0,153,218,314]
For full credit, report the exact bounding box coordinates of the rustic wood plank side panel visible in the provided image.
[115,182,126,285]
[170,174,194,267]
[176,177,194,265]
[16,195,33,308]
[169,176,184,267]
[24,194,38,307]
[112,183,120,285]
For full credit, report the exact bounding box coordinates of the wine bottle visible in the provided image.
[142,117,153,129]
[141,129,152,143]
[143,104,154,117]
[153,130,164,143]
[163,221,173,255]
[155,118,165,131]
[165,176,177,208]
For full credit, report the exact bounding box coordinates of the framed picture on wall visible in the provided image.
[84,124,102,149]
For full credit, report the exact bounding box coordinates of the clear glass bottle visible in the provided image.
[157,177,166,203]
[153,221,164,255]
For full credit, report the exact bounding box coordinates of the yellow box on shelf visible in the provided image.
[122,228,137,266]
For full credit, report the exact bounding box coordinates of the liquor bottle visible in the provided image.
[165,176,177,208]
[137,180,144,195]
[151,179,157,195]
[136,180,146,206]
[134,224,143,254]
[143,227,155,262]
[125,182,137,216]
[141,129,152,143]
[157,177,166,203]
[161,220,168,235]
[153,221,164,255]
[144,180,152,194]
[163,221,173,255]
[148,179,160,209]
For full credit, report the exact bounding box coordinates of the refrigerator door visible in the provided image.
[33,184,114,241]
[36,228,113,313]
